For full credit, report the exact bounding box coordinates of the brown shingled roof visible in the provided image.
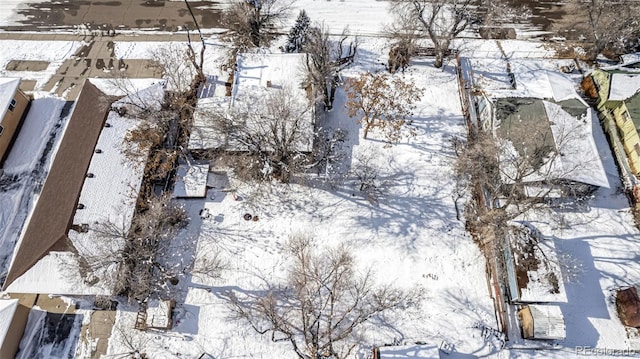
[2,80,115,289]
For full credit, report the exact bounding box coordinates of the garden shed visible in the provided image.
[145,299,175,330]
[173,161,210,198]
[518,304,566,340]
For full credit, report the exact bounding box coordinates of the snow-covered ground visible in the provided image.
[0,40,84,91]
[101,35,500,359]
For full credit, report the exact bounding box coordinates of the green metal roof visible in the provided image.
[495,97,556,170]
[625,92,640,131]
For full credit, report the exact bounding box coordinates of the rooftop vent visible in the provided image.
[71,223,90,233]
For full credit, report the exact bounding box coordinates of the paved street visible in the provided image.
[1,0,225,32]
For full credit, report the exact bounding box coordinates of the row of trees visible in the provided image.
[386,0,640,68]
[220,0,640,73]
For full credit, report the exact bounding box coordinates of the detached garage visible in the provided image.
[518,304,566,340]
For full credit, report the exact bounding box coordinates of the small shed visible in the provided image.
[616,287,640,327]
[145,299,175,330]
[518,304,566,340]
[173,162,209,198]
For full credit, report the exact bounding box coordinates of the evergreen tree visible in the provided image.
[285,10,311,53]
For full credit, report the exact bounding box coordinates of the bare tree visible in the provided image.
[303,24,358,110]
[205,86,313,182]
[351,150,388,206]
[191,243,228,282]
[392,0,478,68]
[225,234,422,359]
[480,0,531,27]
[344,71,423,143]
[309,127,347,181]
[386,8,422,73]
[75,195,189,301]
[562,0,640,60]
[220,0,291,67]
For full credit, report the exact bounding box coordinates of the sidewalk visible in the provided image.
[0,30,222,42]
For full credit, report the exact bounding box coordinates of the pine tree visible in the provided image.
[285,10,311,53]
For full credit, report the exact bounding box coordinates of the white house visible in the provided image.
[189,52,315,153]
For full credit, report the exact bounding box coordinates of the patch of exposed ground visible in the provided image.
[6,60,49,71]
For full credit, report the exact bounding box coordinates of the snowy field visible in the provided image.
[0,40,83,91]
[105,36,499,359]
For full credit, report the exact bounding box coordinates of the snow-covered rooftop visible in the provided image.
[233,52,308,100]
[466,57,584,102]
[5,252,105,294]
[529,304,566,340]
[467,57,609,189]
[544,101,608,188]
[6,79,163,295]
[173,162,209,198]
[0,77,20,124]
[609,73,640,101]
[621,52,640,65]
[518,236,567,303]
[188,96,229,150]
[0,298,18,347]
[497,99,608,188]
[145,299,174,329]
[69,79,163,250]
[189,52,315,153]
[232,52,314,152]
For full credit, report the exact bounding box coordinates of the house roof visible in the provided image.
[0,78,20,124]
[626,92,640,131]
[233,53,314,153]
[0,299,18,346]
[3,80,114,290]
[609,73,640,101]
[173,161,209,198]
[146,299,174,329]
[621,53,640,65]
[4,79,162,295]
[189,52,314,153]
[507,224,568,303]
[528,304,566,340]
[495,97,609,188]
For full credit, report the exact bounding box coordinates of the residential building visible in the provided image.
[590,67,640,176]
[0,298,31,359]
[2,79,162,294]
[0,78,30,165]
[469,66,609,196]
[189,52,315,153]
